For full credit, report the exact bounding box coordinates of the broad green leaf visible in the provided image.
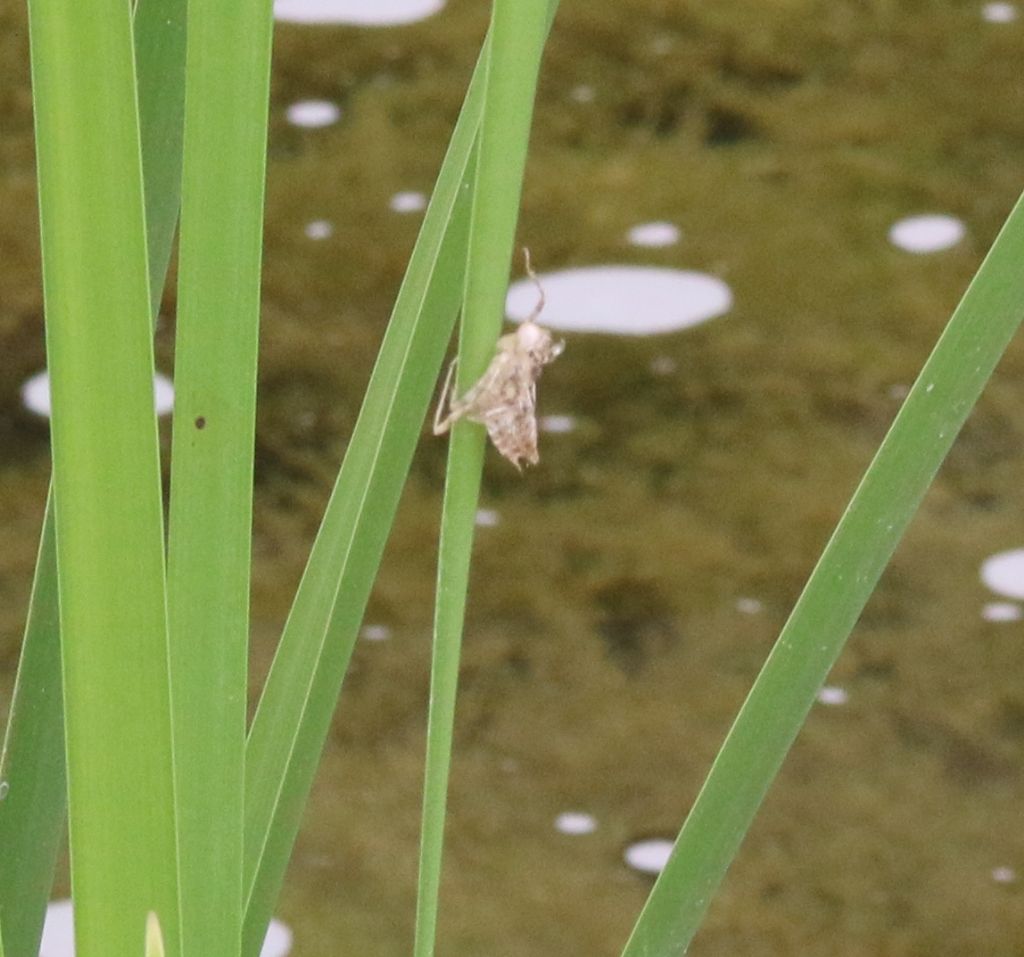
[27,0,179,953]
[167,4,273,955]
[0,3,187,954]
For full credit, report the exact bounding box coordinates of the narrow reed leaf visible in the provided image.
[416,428,487,955]
[133,0,187,318]
[414,4,557,956]
[27,1,180,954]
[0,4,187,955]
[0,501,62,957]
[167,4,274,956]
[240,41,487,957]
[621,191,1024,956]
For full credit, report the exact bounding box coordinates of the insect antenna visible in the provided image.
[522,246,545,324]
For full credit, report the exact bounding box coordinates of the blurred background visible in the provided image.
[2,0,1024,954]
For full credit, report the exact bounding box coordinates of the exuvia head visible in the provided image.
[515,319,563,364]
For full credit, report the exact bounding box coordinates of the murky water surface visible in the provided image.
[2,1,1023,954]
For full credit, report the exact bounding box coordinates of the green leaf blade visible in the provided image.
[240,44,486,955]
[0,501,63,957]
[621,191,1024,957]
[167,4,274,956]
[134,0,187,318]
[26,1,180,954]
[414,5,558,956]
[0,2,188,954]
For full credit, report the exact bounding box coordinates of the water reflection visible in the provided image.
[554,811,597,835]
[888,214,965,253]
[538,414,576,434]
[475,508,500,528]
[273,0,445,26]
[304,219,334,240]
[980,548,1024,601]
[388,191,427,214]
[360,623,392,642]
[21,371,174,419]
[734,597,763,615]
[505,265,732,336]
[981,601,1023,622]
[623,837,673,875]
[816,685,849,706]
[39,901,292,957]
[285,99,341,128]
[982,1,1018,22]
[626,221,681,248]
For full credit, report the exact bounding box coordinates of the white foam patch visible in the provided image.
[286,99,341,128]
[22,371,174,419]
[888,214,965,253]
[982,1,1018,21]
[982,601,1023,622]
[981,549,1024,601]
[555,811,597,835]
[21,371,51,417]
[539,414,576,434]
[274,0,445,25]
[389,191,427,213]
[154,374,174,415]
[40,901,293,956]
[262,920,294,957]
[475,508,500,527]
[361,623,392,641]
[626,221,681,248]
[816,685,849,706]
[623,837,673,875]
[305,219,334,239]
[506,265,732,336]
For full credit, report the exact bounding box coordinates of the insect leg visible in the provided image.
[432,356,460,435]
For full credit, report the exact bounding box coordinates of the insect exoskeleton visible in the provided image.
[433,248,564,470]
[510,317,564,365]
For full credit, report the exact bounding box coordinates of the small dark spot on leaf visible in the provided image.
[195,416,206,430]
